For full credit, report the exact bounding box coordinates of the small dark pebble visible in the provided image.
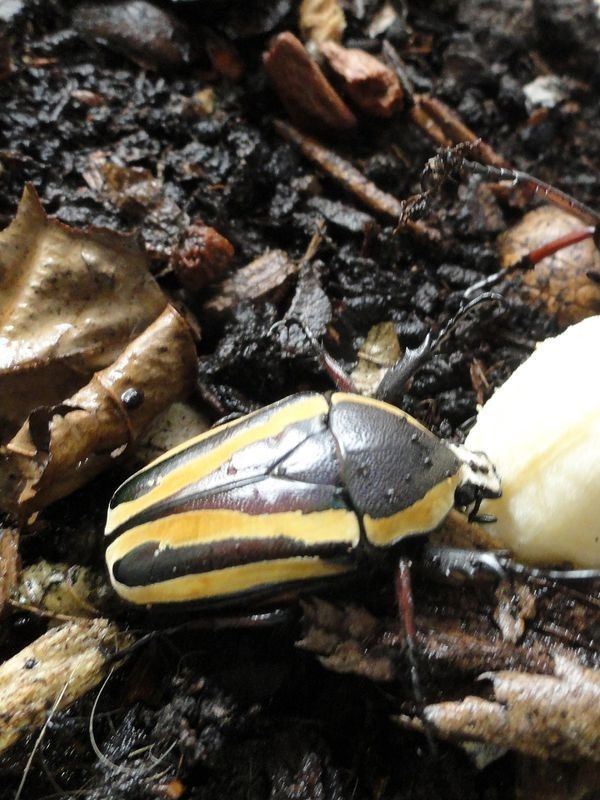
[72,0,201,71]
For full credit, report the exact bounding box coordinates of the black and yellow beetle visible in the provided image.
[105,390,501,608]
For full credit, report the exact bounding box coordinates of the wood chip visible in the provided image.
[263,32,356,131]
[202,249,298,316]
[274,118,435,241]
[321,41,404,118]
[411,94,509,169]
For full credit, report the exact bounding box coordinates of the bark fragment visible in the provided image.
[263,32,356,131]
[202,249,298,316]
[0,618,132,754]
[321,41,404,118]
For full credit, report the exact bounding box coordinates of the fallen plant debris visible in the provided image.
[300,578,600,762]
[0,529,20,619]
[0,618,132,754]
[404,656,600,762]
[1,305,196,517]
[171,218,235,293]
[0,0,599,797]
[11,560,112,619]
[320,41,404,118]
[0,185,167,441]
[72,0,200,71]
[498,206,600,325]
[274,118,434,240]
[202,248,297,316]
[263,32,356,131]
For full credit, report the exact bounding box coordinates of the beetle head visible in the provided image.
[449,444,501,521]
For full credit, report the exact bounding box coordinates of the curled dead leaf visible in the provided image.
[0,185,166,441]
[0,305,196,517]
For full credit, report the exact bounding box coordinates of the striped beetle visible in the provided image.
[105,389,501,609]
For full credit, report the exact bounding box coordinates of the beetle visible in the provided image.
[105,390,501,608]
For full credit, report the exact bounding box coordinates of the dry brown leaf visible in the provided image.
[0,305,196,517]
[0,618,132,753]
[299,0,346,46]
[0,184,166,441]
[498,206,600,326]
[421,656,600,761]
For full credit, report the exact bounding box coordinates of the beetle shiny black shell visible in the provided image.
[105,392,500,607]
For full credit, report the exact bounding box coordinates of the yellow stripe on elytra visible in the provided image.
[105,507,361,567]
[110,556,354,605]
[364,474,460,546]
[106,394,330,535]
[331,393,430,435]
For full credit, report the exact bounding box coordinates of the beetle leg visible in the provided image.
[107,609,295,662]
[376,293,506,405]
[427,144,600,227]
[395,559,421,704]
[464,225,597,300]
[422,545,508,583]
[423,544,600,584]
[395,559,439,755]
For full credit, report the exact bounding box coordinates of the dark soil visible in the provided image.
[1,1,599,798]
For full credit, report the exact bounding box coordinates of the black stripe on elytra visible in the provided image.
[109,393,327,509]
[112,535,354,587]
[108,474,350,540]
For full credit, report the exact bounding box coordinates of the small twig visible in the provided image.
[273,119,437,242]
[411,95,509,169]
